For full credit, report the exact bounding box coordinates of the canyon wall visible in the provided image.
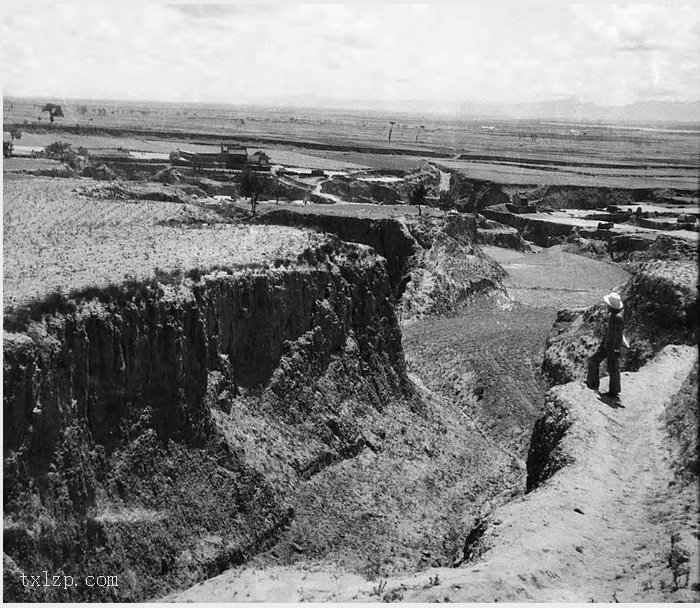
[3,247,416,601]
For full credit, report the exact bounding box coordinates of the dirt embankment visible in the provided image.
[446,173,511,212]
[258,209,420,292]
[258,209,505,321]
[2,244,414,602]
[320,177,405,205]
[475,214,531,251]
[447,173,696,215]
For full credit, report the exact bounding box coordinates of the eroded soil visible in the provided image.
[167,346,698,603]
[164,245,655,601]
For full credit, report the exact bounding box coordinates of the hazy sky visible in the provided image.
[3,3,700,108]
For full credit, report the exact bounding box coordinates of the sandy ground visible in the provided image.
[166,345,698,602]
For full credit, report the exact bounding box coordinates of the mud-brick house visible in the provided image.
[249,150,271,167]
[220,144,248,168]
[176,145,270,170]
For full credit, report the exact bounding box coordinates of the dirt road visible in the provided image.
[381,344,700,602]
[168,346,698,602]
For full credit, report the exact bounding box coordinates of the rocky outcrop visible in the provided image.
[2,247,415,602]
[625,233,699,264]
[82,163,119,180]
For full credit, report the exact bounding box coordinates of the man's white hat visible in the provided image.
[603,292,623,310]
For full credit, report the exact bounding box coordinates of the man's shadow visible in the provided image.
[598,392,625,409]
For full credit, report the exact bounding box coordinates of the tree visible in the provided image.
[409,182,428,216]
[3,126,22,158]
[437,190,454,216]
[240,170,263,215]
[43,141,87,169]
[415,125,425,143]
[42,103,64,124]
[388,121,396,141]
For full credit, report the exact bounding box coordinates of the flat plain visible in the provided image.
[5,97,698,188]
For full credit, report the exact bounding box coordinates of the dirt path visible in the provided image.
[438,169,451,192]
[167,346,697,602]
[384,344,699,603]
[312,178,345,204]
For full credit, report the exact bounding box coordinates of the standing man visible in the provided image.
[587,292,625,399]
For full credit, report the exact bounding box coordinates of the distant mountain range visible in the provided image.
[455,98,700,124]
[265,95,700,124]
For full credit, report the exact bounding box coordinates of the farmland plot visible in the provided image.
[3,175,320,310]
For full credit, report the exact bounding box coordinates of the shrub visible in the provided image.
[44,141,86,169]
[187,267,204,282]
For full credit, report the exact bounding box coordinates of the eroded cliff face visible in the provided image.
[259,210,505,322]
[447,174,511,213]
[2,248,415,601]
[399,215,506,320]
[258,209,420,293]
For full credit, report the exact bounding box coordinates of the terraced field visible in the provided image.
[2,175,321,310]
[403,245,632,455]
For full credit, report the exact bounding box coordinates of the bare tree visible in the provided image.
[388,121,396,141]
[415,125,426,143]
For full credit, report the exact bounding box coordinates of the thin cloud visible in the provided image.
[168,4,274,19]
[3,3,700,106]
[616,34,666,53]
